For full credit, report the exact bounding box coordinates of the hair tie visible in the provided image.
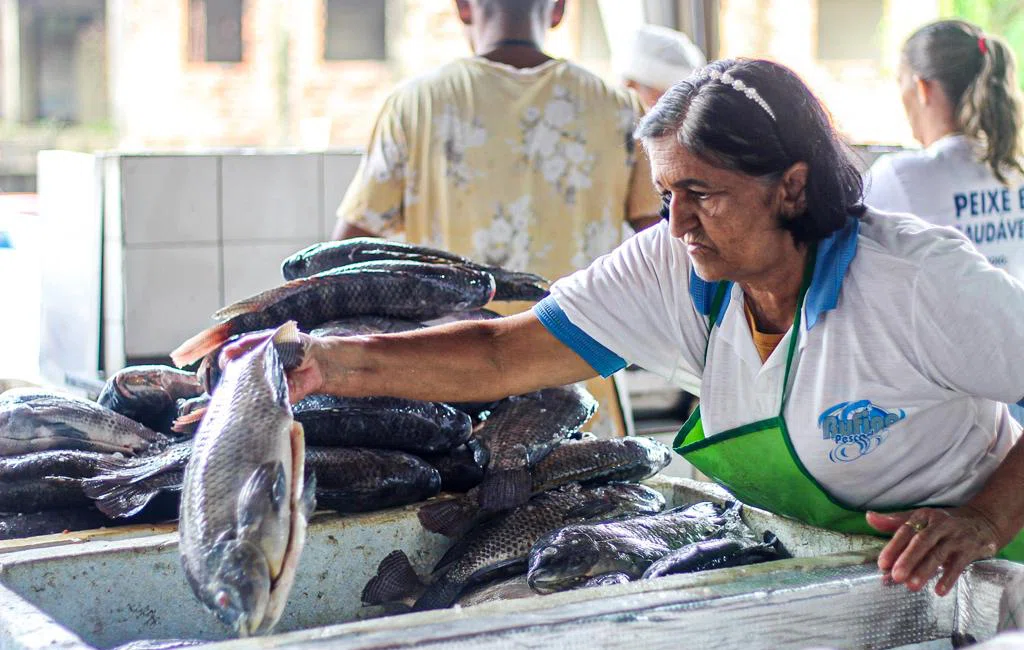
[979,36,988,55]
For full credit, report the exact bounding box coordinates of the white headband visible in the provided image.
[706,69,776,121]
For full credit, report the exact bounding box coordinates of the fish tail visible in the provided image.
[417,496,480,538]
[361,550,425,605]
[170,321,236,368]
[271,320,305,371]
[477,467,532,511]
[85,480,162,518]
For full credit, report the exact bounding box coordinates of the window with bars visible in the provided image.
[188,0,244,63]
[323,0,387,61]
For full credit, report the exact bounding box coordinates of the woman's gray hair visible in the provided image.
[635,58,865,244]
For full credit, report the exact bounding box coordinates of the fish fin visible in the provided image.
[271,321,305,371]
[411,576,462,611]
[236,461,288,536]
[170,321,235,368]
[362,551,425,605]
[213,278,313,321]
[171,407,206,433]
[463,558,528,591]
[485,268,547,286]
[477,467,532,511]
[417,497,480,538]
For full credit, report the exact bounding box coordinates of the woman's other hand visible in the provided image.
[867,507,1002,596]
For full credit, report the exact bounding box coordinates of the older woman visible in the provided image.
[249,59,1024,595]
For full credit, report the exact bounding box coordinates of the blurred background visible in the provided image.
[2,0,1023,436]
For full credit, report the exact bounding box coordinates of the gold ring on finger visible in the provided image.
[904,520,928,533]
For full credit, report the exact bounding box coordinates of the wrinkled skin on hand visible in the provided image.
[222,333,326,404]
[867,507,1002,596]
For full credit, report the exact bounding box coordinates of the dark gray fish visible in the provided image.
[582,572,632,588]
[306,446,440,512]
[527,502,756,594]
[0,508,111,540]
[455,575,539,607]
[419,436,672,537]
[474,385,598,512]
[362,483,664,611]
[97,366,203,433]
[281,238,548,301]
[293,395,472,454]
[171,261,496,367]
[0,391,168,456]
[421,438,489,493]
[0,449,114,512]
[640,533,787,580]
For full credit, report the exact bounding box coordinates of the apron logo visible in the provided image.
[818,400,906,463]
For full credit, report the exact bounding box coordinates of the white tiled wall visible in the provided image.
[123,245,222,357]
[121,156,220,245]
[221,154,322,242]
[108,151,364,361]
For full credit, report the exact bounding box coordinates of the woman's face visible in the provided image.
[647,135,800,284]
[898,59,924,144]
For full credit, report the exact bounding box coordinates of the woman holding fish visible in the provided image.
[230,59,1024,598]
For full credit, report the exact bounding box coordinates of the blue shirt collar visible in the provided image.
[688,216,860,330]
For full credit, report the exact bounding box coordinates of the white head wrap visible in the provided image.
[614,24,707,91]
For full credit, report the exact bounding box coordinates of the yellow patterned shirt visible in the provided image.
[336,56,661,281]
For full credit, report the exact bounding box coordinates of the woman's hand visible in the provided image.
[867,507,1002,596]
[221,331,327,403]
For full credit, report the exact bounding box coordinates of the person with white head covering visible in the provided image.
[615,23,707,108]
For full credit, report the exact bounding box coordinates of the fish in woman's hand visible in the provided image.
[179,322,315,637]
[0,389,168,456]
[526,501,755,594]
[171,261,496,367]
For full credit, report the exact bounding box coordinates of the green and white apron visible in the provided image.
[673,255,1024,560]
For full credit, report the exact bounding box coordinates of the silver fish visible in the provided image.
[0,390,167,456]
[179,322,315,637]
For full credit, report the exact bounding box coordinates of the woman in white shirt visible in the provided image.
[227,59,1024,597]
[865,19,1024,423]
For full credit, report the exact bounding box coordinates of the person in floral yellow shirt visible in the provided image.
[334,0,661,438]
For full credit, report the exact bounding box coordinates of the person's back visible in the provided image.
[336,56,653,280]
[865,20,1024,280]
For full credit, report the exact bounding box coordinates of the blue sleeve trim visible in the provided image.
[533,298,627,378]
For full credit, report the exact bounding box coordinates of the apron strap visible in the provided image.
[779,243,817,412]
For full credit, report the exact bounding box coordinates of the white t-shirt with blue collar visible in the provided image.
[865,134,1024,282]
[534,209,1024,510]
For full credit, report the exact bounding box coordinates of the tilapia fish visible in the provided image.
[0,449,112,512]
[362,483,665,611]
[293,395,472,454]
[171,261,496,367]
[0,390,168,456]
[310,315,425,337]
[640,533,787,580]
[419,436,672,537]
[179,322,315,637]
[421,438,489,493]
[527,501,755,593]
[306,446,440,512]
[474,385,598,512]
[281,238,549,301]
[98,366,203,433]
